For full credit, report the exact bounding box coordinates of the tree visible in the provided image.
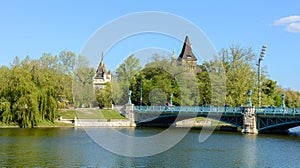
[95,83,112,108]
[114,54,141,105]
[73,55,95,108]
[219,45,257,106]
[0,53,75,127]
[197,64,212,106]
[129,57,198,106]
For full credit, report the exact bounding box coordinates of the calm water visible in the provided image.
[0,127,300,167]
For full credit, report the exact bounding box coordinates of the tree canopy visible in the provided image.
[1,46,300,127]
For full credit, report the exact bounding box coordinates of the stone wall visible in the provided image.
[75,119,131,127]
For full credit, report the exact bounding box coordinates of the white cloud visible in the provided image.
[273,15,300,32]
[285,22,300,32]
[274,15,300,25]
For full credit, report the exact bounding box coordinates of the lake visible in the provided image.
[0,127,300,167]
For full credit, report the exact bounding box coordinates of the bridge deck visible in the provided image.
[132,106,300,132]
[256,107,300,117]
[134,106,242,114]
[134,106,300,117]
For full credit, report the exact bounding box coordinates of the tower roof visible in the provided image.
[94,52,107,79]
[177,36,197,61]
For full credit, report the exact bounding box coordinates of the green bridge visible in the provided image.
[122,105,300,134]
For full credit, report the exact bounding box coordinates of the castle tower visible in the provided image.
[93,52,111,90]
[177,36,197,70]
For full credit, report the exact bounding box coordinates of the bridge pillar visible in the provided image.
[241,106,258,134]
[124,104,136,127]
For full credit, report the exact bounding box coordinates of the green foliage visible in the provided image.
[73,55,98,108]
[128,57,199,106]
[114,54,141,105]
[0,51,79,127]
[2,45,300,129]
[197,64,212,105]
[123,45,300,108]
[95,83,112,109]
[218,45,257,106]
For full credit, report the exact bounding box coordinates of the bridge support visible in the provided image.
[242,106,258,134]
[124,104,136,127]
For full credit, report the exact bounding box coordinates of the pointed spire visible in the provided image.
[94,51,107,79]
[184,36,191,46]
[101,51,104,62]
[177,35,197,61]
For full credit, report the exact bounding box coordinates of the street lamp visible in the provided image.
[128,90,132,104]
[281,94,285,108]
[257,45,267,107]
[170,93,173,106]
[140,75,142,107]
[247,90,252,106]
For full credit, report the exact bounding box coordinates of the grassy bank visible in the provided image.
[58,108,126,120]
[0,120,73,128]
[0,108,126,128]
[0,122,19,128]
[36,120,74,127]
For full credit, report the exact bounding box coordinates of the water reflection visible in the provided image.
[241,134,257,167]
[0,128,300,167]
[289,126,300,135]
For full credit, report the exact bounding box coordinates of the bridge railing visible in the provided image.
[133,106,243,114]
[256,107,300,115]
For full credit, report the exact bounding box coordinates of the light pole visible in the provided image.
[257,45,267,107]
[281,94,285,108]
[140,75,142,107]
[128,90,132,104]
[170,93,173,106]
[247,90,252,106]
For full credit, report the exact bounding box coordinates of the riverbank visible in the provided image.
[0,108,127,128]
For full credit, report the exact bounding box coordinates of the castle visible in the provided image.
[92,52,111,90]
[92,35,197,89]
[171,35,198,71]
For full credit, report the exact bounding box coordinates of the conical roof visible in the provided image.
[177,36,197,61]
[94,52,107,79]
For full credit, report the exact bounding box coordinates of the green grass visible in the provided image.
[0,122,18,127]
[57,109,77,119]
[59,108,126,120]
[100,109,126,119]
[36,120,73,127]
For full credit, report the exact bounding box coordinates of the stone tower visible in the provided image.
[93,52,111,90]
[177,36,197,70]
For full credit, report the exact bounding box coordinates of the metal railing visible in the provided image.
[256,107,300,115]
[134,106,300,116]
[134,106,243,114]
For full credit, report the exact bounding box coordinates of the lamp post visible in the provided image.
[257,45,267,107]
[140,75,142,107]
[281,94,285,108]
[247,90,252,106]
[170,93,173,106]
[128,90,132,105]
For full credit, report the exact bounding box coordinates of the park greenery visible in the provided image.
[0,51,95,127]
[1,45,300,127]
[115,45,300,107]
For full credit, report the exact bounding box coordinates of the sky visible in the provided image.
[1,1,300,91]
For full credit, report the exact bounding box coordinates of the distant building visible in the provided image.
[93,52,111,90]
[176,35,198,71]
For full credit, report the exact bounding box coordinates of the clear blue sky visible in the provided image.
[1,1,300,91]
